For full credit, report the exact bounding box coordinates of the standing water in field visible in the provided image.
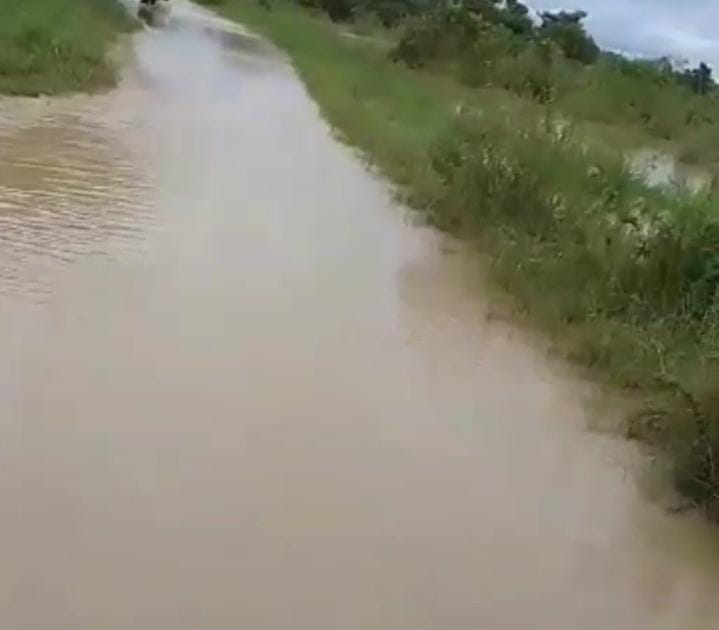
[628,148,713,194]
[2,3,719,628]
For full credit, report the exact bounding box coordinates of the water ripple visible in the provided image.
[0,98,155,300]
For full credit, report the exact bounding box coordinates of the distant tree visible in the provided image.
[451,0,533,35]
[677,61,714,95]
[462,0,499,20]
[654,56,675,77]
[499,0,533,35]
[365,0,412,27]
[540,9,586,26]
[694,62,713,95]
[605,54,676,86]
[320,0,354,21]
[539,10,599,64]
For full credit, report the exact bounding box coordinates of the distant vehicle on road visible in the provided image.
[138,0,171,26]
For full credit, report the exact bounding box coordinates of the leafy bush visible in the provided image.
[320,0,355,21]
[538,11,599,65]
[492,41,559,102]
[391,3,480,67]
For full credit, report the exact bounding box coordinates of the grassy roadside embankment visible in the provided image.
[204,0,719,517]
[203,0,451,198]
[0,0,135,96]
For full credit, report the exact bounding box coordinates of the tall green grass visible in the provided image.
[393,10,719,167]
[0,0,135,95]
[432,114,719,512]
[204,0,719,517]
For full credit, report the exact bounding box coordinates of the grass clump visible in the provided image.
[0,0,135,96]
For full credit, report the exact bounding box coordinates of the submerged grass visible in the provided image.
[205,0,719,517]
[0,0,135,95]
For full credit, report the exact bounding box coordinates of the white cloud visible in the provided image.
[528,0,719,66]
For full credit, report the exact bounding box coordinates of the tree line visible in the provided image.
[300,0,714,96]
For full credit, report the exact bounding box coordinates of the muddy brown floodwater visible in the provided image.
[3,3,719,629]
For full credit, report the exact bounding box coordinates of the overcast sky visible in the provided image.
[528,0,719,67]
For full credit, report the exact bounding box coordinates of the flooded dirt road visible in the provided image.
[2,3,719,628]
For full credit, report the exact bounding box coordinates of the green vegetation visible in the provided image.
[195,0,449,193]
[0,0,135,96]
[202,0,719,519]
[387,2,719,165]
